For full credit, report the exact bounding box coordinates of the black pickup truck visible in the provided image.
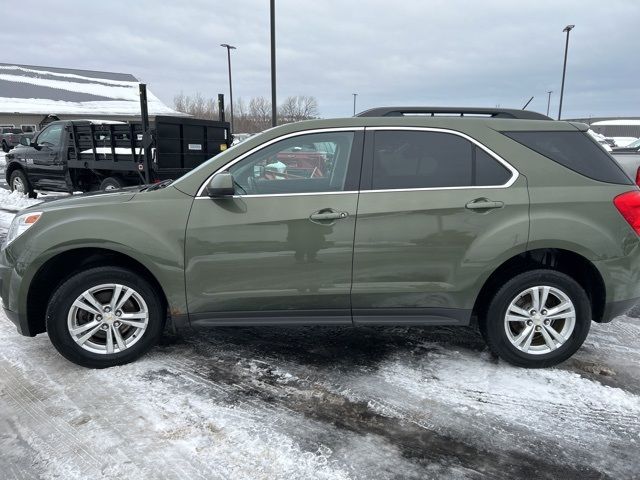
[5,116,230,196]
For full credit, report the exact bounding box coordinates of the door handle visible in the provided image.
[465,198,504,210]
[309,209,349,224]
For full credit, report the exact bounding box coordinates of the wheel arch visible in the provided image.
[472,248,606,323]
[25,247,171,336]
[5,161,25,185]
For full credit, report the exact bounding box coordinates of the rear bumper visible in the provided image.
[601,297,640,323]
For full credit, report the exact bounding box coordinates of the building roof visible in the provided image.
[0,63,182,116]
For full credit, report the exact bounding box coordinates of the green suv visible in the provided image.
[2,107,640,369]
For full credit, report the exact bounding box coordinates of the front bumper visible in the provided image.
[0,250,34,336]
[3,305,31,335]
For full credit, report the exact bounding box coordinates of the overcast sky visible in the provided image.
[2,0,638,118]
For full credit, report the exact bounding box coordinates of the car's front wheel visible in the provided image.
[9,169,37,198]
[46,267,165,368]
[480,269,591,368]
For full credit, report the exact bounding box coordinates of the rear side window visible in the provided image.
[504,131,632,184]
[371,130,512,189]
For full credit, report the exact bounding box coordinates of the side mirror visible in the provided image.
[19,137,31,147]
[206,172,235,197]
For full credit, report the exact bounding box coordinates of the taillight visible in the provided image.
[614,191,640,235]
[635,166,640,186]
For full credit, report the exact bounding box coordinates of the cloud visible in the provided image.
[1,0,638,118]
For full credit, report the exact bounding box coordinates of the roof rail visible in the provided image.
[356,106,551,120]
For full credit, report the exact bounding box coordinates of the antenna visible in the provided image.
[522,96,534,110]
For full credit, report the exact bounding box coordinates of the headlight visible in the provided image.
[4,211,42,247]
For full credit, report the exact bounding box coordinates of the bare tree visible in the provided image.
[279,96,319,123]
[173,93,320,133]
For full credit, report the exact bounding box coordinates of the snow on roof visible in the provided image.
[591,119,640,126]
[0,63,183,116]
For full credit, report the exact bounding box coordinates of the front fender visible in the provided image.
[7,187,194,319]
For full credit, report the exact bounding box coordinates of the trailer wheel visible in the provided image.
[10,169,37,198]
[100,177,125,191]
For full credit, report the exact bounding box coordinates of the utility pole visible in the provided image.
[546,90,553,117]
[270,0,277,127]
[220,43,236,132]
[352,93,358,116]
[558,25,574,120]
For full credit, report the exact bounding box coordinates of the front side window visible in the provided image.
[36,124,63,147]
[371,130,511,189]
[228,131,355,195]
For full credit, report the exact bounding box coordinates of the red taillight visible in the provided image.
[635,166,640,186]
[614,191,640,235]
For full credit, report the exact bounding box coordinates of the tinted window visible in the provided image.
[504,131,632,184]
[476,147,511,186]
[229,132,355,194]
[371,131,512,189]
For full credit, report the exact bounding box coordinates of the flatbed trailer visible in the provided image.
[5,116,231,195]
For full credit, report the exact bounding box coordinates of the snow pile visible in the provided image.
[0,188,42,212]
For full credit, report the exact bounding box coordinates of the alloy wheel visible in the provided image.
[67,283,149,354]
[12,177,25,193]
[504,285,576,355]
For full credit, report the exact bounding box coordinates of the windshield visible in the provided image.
[625,138,640,148]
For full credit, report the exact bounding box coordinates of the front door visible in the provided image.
[185,129,363,325]
[352,128,529,325]
[30,123,67,190]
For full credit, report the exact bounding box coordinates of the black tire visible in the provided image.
[46,267,165,368]
[2,141,10,153]
[99,176,125,191]
[479,269,591,368]
[9,169,37,198]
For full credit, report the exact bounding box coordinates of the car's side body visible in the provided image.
[2,115,639,344]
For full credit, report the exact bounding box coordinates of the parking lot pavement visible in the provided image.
[1,309,639,479]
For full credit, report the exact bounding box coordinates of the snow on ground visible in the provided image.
[1,315,639,479]
[0,196,638,479]
[0,189,42,212]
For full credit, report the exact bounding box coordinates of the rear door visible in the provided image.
[352,127,529,325]
[184,128,363,325]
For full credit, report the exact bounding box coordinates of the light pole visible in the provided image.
[352,93,358,116]
[220,43,236,132]
[558,24,574,120]
[270,0,277,127]
[546,90,553,117]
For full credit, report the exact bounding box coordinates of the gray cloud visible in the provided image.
[2,0,638,118]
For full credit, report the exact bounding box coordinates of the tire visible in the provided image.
[99,176,125,191]
[479,269,591,368]
[46,267,165,368]
[9,169,37,198]
[2,141,10,153]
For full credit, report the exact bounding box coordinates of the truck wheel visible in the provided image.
[479,269,591,368]
[99,176,125,191]
[46,266,165,368]
[2,141,9,153]
[10,169,37,198]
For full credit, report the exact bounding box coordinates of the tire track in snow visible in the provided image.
[147,337,618,479]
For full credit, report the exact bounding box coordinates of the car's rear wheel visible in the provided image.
[46,267,165,368]
[480,269,591,368]
[99,176,125,191]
